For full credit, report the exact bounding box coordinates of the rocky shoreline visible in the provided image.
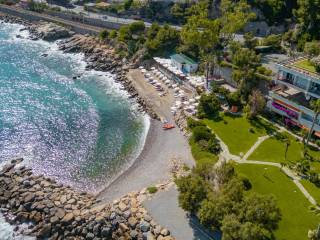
[0,14,172,239]
[0,159,174,239]
[0,14,159,120]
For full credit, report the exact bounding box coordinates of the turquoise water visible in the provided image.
[0,22,149,194]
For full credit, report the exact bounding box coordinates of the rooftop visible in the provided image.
[170,54,197,65]
[279,57,320,80]
[272,85,311,109]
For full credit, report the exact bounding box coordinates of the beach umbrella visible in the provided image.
[174,87,180,92]
[183,101,189,105]
[139,66,144,69]
[141,69,147,73]
[151,67,156,70]
[189,98,196,103]
[172,84,178,88]
[145,73,151,78]
[195,96,201,100]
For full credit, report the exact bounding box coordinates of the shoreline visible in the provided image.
[0,14,194,200]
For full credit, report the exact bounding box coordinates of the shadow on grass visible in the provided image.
[249,117,277,135]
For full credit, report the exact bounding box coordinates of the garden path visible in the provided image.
[210,126,318,206]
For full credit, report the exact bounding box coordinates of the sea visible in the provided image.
[0,21,149,239]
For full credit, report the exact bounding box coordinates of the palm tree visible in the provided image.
[306,99,320,145]
[282,134,292,161]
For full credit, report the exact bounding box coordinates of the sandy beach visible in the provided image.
[98,69,195,202]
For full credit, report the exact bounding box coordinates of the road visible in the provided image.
[48,3,182,30]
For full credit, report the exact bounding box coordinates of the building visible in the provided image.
[267,57,320,137]
[170,54,198,74]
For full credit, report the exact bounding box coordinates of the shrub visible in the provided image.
[147,186,158,194]
[192,126,212,142]
[187,118,206,129]
[129,21,145,33]
[109,30,118,39]
[99,30,108,40]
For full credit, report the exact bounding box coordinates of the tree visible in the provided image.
[306,99,320,145]
[198,93,221,118]
[245,90,266,119]
[294,0,320,41]
[304,41,320,57]
[242,193,281,230]
[244,32,258,50]
[232,48,261,98]
[277,132,292,161]
[123,0,133,11]
[180,0,254,80]
[175,175,208,212]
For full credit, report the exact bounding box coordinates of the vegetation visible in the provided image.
[236,164,319,240]
[244,90,266,119]
[248,134,320,164]
[204,114,275,155]
[147,186,158,194]
[176,162,281,240]
[98,30,109,41]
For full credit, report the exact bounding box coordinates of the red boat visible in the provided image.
[163,123,175,130]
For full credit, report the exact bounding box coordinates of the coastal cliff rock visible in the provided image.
[29,22,73,41]
[0,159,174,240]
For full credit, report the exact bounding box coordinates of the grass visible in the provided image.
[301,179,320,204]
[189,138,218,165]
[248,136,320,165]
[203,114,276,156]
[236,164,319,240]
[293,59,317,74]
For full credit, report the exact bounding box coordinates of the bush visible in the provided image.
[109,30,118,39]
[187,118,206,129]
[198,94,221,118]
[192,126,212,142]
[147,186,158,194]
[99,30,108,40]
[129,21,145,33]
[261,34,282,51]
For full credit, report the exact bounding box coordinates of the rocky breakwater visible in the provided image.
[58,35,159,120]
[0,159,174,240]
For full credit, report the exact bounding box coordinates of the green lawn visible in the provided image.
[236,164,319,240]
[293,59,317,74]
[248,136,320,165]
[301,179,320,204]
[203,114,276,156]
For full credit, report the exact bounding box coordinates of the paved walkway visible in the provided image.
[143,187,220,240]
[213,129,318,206]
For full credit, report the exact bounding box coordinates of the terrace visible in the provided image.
[279,57,320,81]
[271,84,311,109]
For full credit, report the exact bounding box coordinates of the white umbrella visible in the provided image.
[139,66,144,69]
[141,69,147,73]
[156,83,162,86]
[172,84,178,88]
[189,98,196,103]
[183,101,189,105]
[195,96,201,100]
[145,73,151,78]
[174,87,180,92]
[151,67,156,70]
